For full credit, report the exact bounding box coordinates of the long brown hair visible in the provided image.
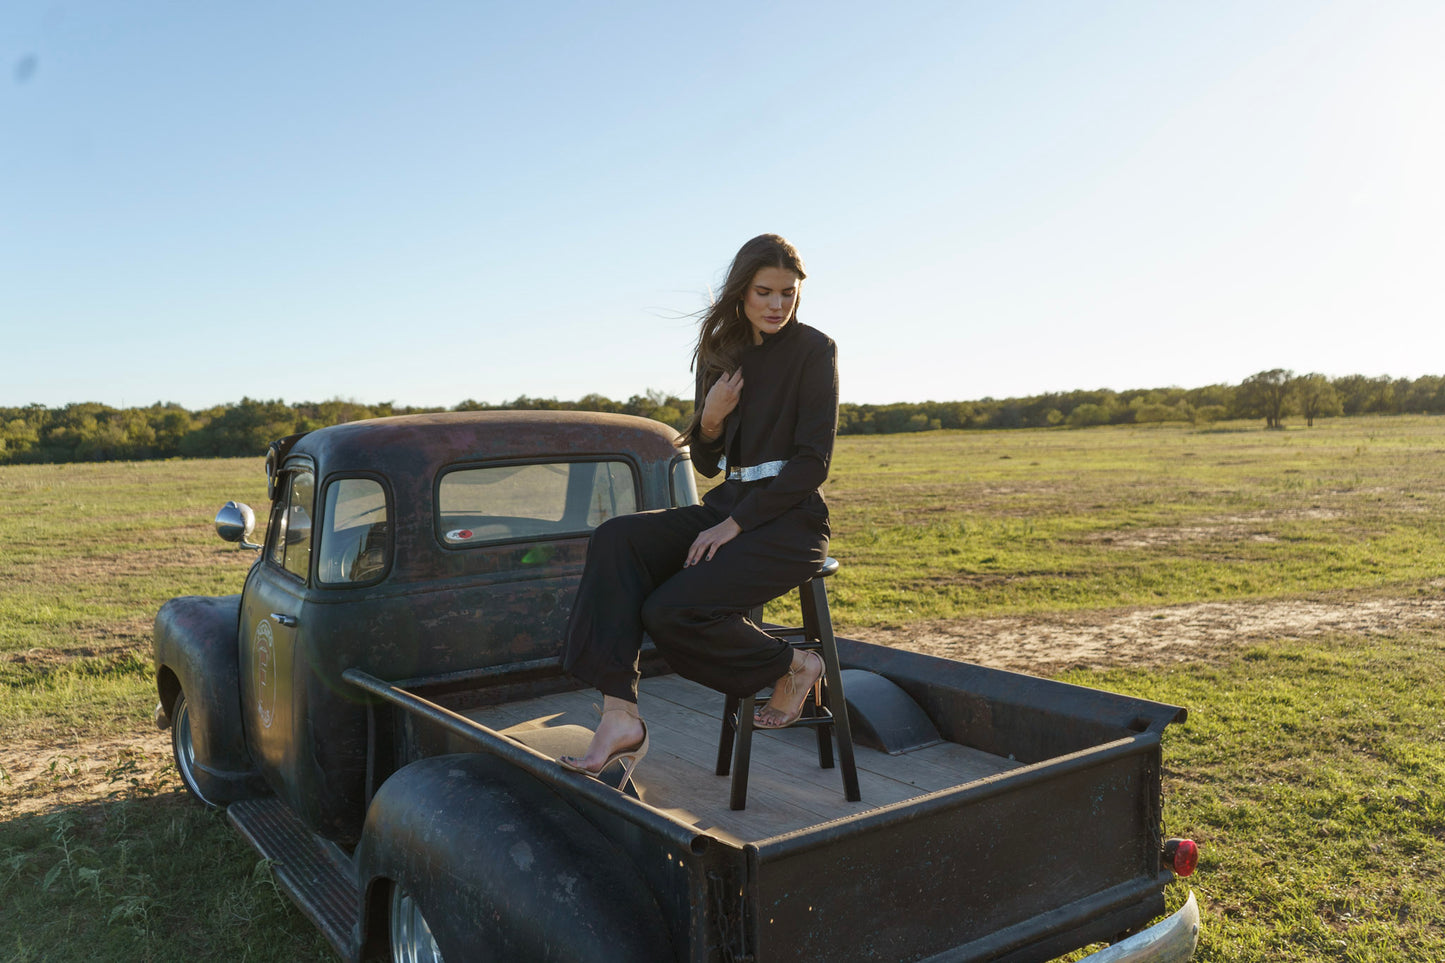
[676,234,807,447]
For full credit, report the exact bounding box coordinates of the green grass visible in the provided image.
[0,797,334,961]
[814,416,1445,625]
[0,458,265,711]
[1068,631,1445,960]
[4,416,1445,960]
[0,458,266,661]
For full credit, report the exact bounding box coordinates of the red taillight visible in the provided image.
[1163,838,1198,877]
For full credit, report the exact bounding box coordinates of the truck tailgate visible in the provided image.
[747,734,1169,962]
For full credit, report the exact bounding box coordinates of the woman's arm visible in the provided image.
[701,370,743,439]
[688,367,733,478]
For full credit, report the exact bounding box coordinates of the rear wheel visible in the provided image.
[390,883,444,963]
[171,691,218,808]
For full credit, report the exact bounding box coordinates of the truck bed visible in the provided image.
[465,673,1021,845]
[343,640,1189,962]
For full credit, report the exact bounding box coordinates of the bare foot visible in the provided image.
[754,649,823,729]
[561,700,645,774]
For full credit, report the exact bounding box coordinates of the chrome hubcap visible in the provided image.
[175,699,196,776]
[172,696,215,806]
[390,884,444,963]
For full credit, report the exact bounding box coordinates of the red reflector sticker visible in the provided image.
[446,529,474,541]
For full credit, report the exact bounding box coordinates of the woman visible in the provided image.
[559,233,838,789]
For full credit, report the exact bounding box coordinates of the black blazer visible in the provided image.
[690,321,838,531]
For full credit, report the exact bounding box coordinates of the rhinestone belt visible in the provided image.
[719,457,785,482]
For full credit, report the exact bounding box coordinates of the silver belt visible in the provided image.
[719,457,785,482]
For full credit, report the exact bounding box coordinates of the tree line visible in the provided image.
[0,393,695,465]
[2,371,1441,465]
[839,370,1445,434]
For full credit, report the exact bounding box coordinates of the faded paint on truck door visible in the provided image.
[239,467,311,797]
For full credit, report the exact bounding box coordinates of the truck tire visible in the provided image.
[389,882,444,963]
[171,691,219,808]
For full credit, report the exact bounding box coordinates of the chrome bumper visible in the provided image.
[1081,892,1200,963]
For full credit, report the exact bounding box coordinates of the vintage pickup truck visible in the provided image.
[152,410,1200,962]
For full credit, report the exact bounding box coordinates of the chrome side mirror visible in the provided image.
[216,500,261,550]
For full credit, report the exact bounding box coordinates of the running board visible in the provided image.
[229,797,360,962]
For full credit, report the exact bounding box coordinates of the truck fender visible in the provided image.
[153,594,265,804]
[356,753,675,963]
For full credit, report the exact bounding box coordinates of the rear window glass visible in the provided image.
[318,478,389,584]
[438,460,637,546]
[671,456,699,507]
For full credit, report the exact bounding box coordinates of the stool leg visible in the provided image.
[716,694,740,776]
[730,696,756,810]
[811,579,861,802]
[814,668,835,769]
[799,580,834,768]
[799,580,821,648]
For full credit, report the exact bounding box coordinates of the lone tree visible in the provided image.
[1290,373,1342,427]
[1238,369,1293,429]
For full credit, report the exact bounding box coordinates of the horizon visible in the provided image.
[5,2,1443,411]
[8,365,1432,416]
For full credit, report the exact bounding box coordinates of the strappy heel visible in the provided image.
[558,711,650,792]
[754,649,824,729]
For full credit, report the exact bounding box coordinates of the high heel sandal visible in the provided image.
[558,710,650,792]
[754,649,824,729]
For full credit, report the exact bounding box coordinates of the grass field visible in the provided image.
[2,416,1443,960]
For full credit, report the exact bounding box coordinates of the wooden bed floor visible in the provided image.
[465,674,1020,845]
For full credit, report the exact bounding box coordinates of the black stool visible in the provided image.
[715,557,861,810]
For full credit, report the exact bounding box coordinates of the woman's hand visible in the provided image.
[685,517,741,566]
[700,369,743,438]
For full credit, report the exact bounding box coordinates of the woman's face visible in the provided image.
[742,266,800,344]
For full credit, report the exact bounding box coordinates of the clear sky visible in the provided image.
[3,1,1442,410]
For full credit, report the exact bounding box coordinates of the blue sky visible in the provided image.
[3,1,1441,410]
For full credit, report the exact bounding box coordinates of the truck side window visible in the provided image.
[266,495,288,569]
[318,478,389,585]
[267,470,314,583]
[438,460,637,546]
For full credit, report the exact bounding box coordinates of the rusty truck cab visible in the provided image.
[234,410,692,843]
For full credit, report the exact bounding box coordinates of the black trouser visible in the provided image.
[563,486,829,703]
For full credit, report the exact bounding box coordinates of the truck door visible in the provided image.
[239,465,314,787]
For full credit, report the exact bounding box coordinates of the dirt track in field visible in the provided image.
[852,586,1445,674]
[0,731,177,817]
[4,588,1444,817]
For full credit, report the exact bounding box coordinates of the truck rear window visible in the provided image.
[437,460,637,547]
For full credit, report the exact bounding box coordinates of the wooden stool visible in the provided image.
[715,557,861,811]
